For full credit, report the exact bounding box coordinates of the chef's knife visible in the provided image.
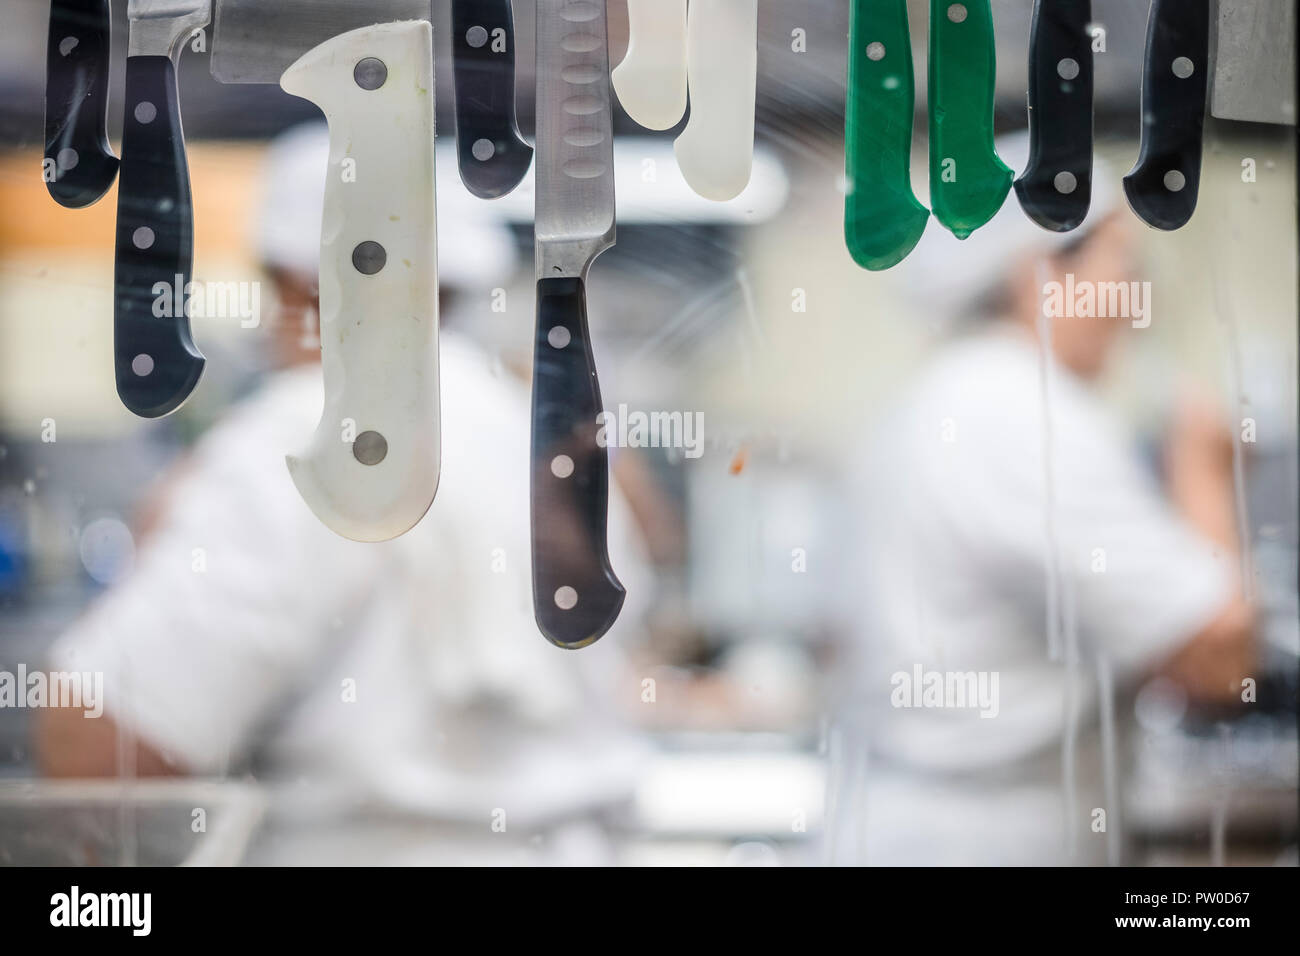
[451,0,532,199]
[928,0,1012,238]
[114,0,210,419]
[612,0,688,130]
[279,20,440,543]
[532,0,624,649]
[1014,0,1094,232]
[674,0,758,202]
[45,0,119,208]
[1122,0,1210,231]
[1211,0,1296,127]
[844,0,929,271]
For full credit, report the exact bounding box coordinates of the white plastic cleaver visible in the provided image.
[612,0,688,130]
[280,20,440,543]
[673,0,757,201]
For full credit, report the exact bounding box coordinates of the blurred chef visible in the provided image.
[36,124,650,861]
[842,135,1253,865]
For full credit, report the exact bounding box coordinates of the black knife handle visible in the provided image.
[1015,0,1093,232]
[531,277,625,649]
[1122,0,1209,231]
[451,0,533,199]
[114,55,205,419]
[44,0,118,208]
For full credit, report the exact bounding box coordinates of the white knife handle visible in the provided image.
[674,0,757,201]
[612,0,687,130]
[279,21,440,543]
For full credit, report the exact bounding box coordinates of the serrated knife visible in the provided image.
[532,0,624,649]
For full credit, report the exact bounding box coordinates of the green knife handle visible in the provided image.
[845,0,929,271]
[928,0,1012,238]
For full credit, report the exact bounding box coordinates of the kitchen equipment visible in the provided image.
[674,0,757,202]
[44,0,118,208]
[844,0,929,271]
[928,0,1012,238]
[531,0,624,649]
[1122,0,1210,231]
[612,0,688,130]
[276,20,439,543]
[1014,0,1094,232]
[450,0,533,199]
[113,0,210,418]
[1211,0,1296,126]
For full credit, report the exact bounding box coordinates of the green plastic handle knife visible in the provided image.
[844,0,928,271]
[928,0,1011,238]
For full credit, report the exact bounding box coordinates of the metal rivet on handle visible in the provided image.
[1163,170,1186,192]
[1057,58,1079,81]
[947,4,968,23]
[547,326,571,349]
[866,42,885,61]
[132,227,155,250]
[554,586,578,610]
[353,430,388,466]
[551,455,575,478]
[1171,57,1194,79]
[353,57,388,91]
[352,241,387,275]
[134,101,157,124]
[472,138,496,161]
[466,25,488,48]
[1054,171,1077,194]
[56,148,78,171]
[131,354,154,377]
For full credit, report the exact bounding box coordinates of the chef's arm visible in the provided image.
[36,708,183,778]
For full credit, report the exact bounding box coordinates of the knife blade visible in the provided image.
[114,0,210,418]
[279,20,440,543]
[928,0,1012,238]
[1014,0,1094,233]
[612,0,688,131]
[532,0,624,649]
[1211,0,1296,126]
[1122,0,1210,231]
[451,0,533,199]
[674,0,757,202]
[844,0,929,271]
[45,0,119,208]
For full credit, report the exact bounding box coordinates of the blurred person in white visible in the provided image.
[844,135,1253,865]
[35,123,651,861]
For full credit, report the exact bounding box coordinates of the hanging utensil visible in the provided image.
[844,0,929,271]
[450,0,533,199]
[674,0,757,202]
[928,0,1012,238]
[45,0,118,208]
[1015,0,1094,232]
[1122,0,1210,231]
[532,0,624,649]
[612,0,688,130]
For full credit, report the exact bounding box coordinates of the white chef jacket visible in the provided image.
[50,333,651,826]
[845,325,1234,865]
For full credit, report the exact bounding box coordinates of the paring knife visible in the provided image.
[1015,0,1094,232]
[844,0,929,271]
[928,0,1012,238]
[451,0,533,199]
[1123,0,1210,231]
[45,0,119,208]
[612,0,688,130]
[279,20,440,543]
[674,0,758,202]
[532,0,624,649]
[114,0,210,419]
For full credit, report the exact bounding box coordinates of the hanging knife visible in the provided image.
[844,0,929,271]
[278,20,440,542]
[674,0,758,202]
[1015,0,1094,232]
[1123,0,1210,231]
[532,0,624,649]
[114,0,210,418]
[928,0,1012,238]
[451,0,533,199]
[612,0,688,130]
[45,0,119,208]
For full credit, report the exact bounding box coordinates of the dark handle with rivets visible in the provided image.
[114,55,205,419]
[1122,0,1209,231]
[531,277,625,650]
[451,0,533,199]
[45,0,118,208]
[1015,0,1093,232]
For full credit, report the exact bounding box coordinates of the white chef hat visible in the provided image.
[899,129,1123,322]
[255,122,518,291]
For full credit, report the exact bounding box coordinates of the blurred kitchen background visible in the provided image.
[0,0,1295,865]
